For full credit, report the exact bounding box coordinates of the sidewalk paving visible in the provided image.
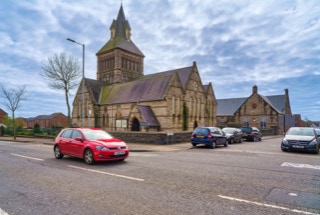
[0,135,282,152]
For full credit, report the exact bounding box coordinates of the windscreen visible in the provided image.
[287,128,314,136]
[82,129,113,140]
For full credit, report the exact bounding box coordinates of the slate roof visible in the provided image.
[263,94,286,113]
[96,5,144,56]
[138,105,160,127]
[98,65,194,104]
[217,98,247,116]
[136,65,194,90]
[216,94,286,116]
[85,78,107,104]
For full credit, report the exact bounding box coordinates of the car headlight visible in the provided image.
[309,139,317,145]
[282,139,288,144]
[95,146,109,151]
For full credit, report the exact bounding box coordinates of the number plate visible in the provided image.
[114,151,125,155]
[196,135,204,138]
[292,145,304,149]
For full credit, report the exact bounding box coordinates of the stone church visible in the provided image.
[71,5,216,132]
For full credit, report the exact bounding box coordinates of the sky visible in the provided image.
[0,0,320,121]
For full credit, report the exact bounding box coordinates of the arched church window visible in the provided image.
[172,97,175,115]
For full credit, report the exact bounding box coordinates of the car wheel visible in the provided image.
[54,145,64,159]
[281,146,287,152]
[314,144,319,154]
[84,149,95,165]
[192,143,197,147]
[210,142,216,149]
[229,138,234,144]
[224,140,228,147]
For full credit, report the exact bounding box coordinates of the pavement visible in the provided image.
[0,135,282,152]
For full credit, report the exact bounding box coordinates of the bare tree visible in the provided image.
[41,53,81,126]
[0,85,27,139]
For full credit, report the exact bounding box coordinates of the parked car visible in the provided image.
[222,127,243,144]
[54,128,129,164]
[241,126,262,141]
[281,127,319,154]
[315,128,320,142]
[191,127,228,148]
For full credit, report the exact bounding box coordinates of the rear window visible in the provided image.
[194,128,209,135]
[241,127,252,133]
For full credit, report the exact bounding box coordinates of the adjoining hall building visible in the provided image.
[71,5,296,135]
[71,5,216,132]
[216,85,296,134]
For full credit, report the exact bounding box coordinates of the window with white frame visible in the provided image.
[243,116,249,127]
[260,115,267,128]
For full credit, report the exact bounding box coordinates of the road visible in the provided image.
[0,137,319,215]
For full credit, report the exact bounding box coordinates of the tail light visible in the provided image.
[208,134,213,138]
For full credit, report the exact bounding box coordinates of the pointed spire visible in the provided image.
[109,4,131,40]
[117,4,126,23]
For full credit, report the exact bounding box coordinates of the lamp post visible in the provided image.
[67,38,85,128]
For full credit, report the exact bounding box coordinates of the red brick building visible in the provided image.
[26,112,68,129]
[0,108,8,124]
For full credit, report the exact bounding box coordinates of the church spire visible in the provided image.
[96,4,144,84]
[110,4,131,40]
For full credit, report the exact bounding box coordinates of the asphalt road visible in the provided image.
[0,137,319,215]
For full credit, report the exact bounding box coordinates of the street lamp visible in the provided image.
[67,38,85,128]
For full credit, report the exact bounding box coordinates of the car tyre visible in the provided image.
[210,142,216,149]
[224,140,228,147]
[192,143,197,147]
[84,149,95,165]
[54,145,64,159]
[314,144,319,154]
[281,146,287,152]
[229,138,234,144]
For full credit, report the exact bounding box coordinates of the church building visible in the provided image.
[71,5,216,132]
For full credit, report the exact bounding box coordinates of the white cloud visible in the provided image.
[1,0,320,120]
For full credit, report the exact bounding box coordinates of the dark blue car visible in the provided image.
[191,127,228,148]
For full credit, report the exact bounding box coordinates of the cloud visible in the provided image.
[1,0,320,120]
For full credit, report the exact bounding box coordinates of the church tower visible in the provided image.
[96,4,144,84]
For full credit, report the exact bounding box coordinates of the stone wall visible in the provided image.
[109,131,192,144]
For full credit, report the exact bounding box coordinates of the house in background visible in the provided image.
[217,85,296,135]
[26,112,68,129]
[294,114,306,127]
[0,109,8,135]
[0,108,8,124]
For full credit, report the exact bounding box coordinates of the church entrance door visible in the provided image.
[131,118,140,131]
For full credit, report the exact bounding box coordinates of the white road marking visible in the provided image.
[281,162,320,170]
[11,153,44,161]
[68,165,145,182]
[218,195,318,215]
[0,208,9,215]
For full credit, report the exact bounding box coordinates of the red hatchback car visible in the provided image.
[54,128,129,164]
